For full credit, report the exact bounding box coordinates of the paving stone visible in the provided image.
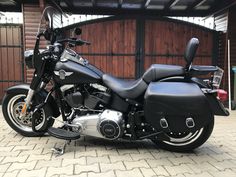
[115,168,143,177]
[140,167,157,177]
[86,155,110,165]
[124,160,150,170]
[117,148,140,155]
[27,154,51,162]
[75,150,97,158]
[96,149,119,156]
[209,159,236,171]
[190,155,217,164]
[0,151,20,157]
[60,174,87,177]
[186,162,218,173]
[7,161,37,172]
[151,151,176,159]
[2,155,28,163]
[100,161,125,172]
[35,159,62,169]
[209,169,236,177]
[109,154,133,163]
[209,153,234,161]
[19,149,43,156]
[168,156,195,165]
[164,164,194,176]
[87,171,116,177]
[74,163,100,175]
[0,108,236,177]
[1,170,19,177]
[0,163,11,173]
[0,146,14,152]
[62,157,86,166]
[130,152,155,161]
[18,167,47,177]
[46,165,74,177]
[152,166,170,176]
[27,138,49,145]
[7,139,29,146]
[146,158,173,167]
[12,145,35,151]
[184,172,213,177]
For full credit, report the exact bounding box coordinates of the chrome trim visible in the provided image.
[60,85,74,93]
[7,94,46,132]
[20,88,34,117]
[72,109,124,140]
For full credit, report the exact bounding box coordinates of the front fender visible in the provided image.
[5,84,60,118]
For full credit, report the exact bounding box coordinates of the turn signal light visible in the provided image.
[217,89,228,102]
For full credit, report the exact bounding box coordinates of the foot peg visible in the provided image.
[48,127,80,140]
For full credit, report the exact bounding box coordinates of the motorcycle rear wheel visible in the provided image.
[2,92,54,137]
[152,117,214,152]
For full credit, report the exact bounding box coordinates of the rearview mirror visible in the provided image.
[74,27,82,35]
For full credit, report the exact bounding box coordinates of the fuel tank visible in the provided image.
[54,50,103,84]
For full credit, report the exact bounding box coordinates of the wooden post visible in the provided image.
[228,39,232,111]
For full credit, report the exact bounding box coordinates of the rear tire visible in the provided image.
[152,118,214,152]
[2,92,54,137]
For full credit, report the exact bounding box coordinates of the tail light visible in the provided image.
[217,89,228,102]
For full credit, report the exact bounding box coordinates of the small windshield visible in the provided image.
[37,6,65,34]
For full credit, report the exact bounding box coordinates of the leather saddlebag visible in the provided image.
[144,82,213,132]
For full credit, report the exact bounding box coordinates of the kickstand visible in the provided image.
[51,140,71,156]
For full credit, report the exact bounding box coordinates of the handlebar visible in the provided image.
[57,38,91,47]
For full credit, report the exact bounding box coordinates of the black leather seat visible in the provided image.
[102,64,185,99]
[102,75,148,99]
[142,64,185,83]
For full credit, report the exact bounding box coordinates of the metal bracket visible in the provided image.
[51,140,71,156]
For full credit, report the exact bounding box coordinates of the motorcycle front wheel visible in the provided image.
[2,92,54,137]
[152,117,214,152]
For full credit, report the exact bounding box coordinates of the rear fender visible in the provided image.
[5,84,60,118]
[159,76,229,116]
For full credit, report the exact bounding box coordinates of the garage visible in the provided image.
[0,0,236,105]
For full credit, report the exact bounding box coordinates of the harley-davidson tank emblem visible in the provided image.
[54,70,73,80]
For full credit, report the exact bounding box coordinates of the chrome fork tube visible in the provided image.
[20,88,35,118]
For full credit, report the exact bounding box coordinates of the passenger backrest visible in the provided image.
[184,38,199,68]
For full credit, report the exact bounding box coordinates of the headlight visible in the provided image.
[24,50,34,69]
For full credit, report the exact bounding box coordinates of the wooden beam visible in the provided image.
[187,0,208,10]
[91,0,97,7]
[64,0,73,7]
[61,6,211,16]
[118,0,123,8]
[205,0,236,18]
[142,0,151,9]
[39,0,45,12]
[164,0,180,10]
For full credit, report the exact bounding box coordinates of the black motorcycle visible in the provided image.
[2,6,229,154]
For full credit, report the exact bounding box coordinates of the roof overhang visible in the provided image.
[0,0,236,17]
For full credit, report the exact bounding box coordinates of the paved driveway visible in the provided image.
[0,107,236,177]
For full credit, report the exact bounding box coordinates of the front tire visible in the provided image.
[2,92,54,137]
[152,118,214,152]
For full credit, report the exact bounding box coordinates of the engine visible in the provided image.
[72,109,125,140]
[60,84,125,140]
[61,84,111,110]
